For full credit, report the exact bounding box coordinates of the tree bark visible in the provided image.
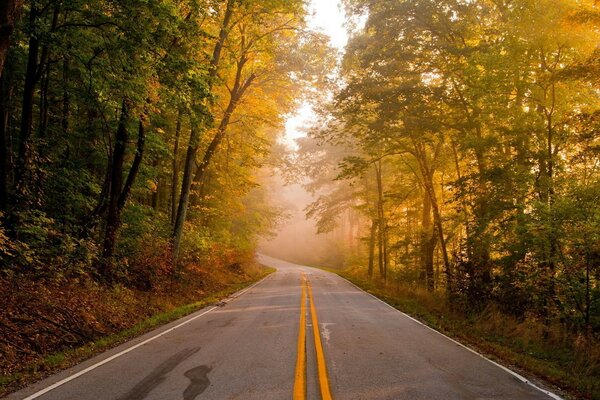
[38,58,50,138]
[172,126,198,261]
[101,110,146,277]
[118,117,145,209]
[172,0,235,261]
[170,109,182,224]
[367,217,376,279]
[101,100,129,268]
[15,4,56,192]
[374,161,387,280]
[412,140,452,290]
[0,0,21,78]
[420,189,436,291]
[0,70,10,210]
[191,69,255,189]
[15,7,40,192]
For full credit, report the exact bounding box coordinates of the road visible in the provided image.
[7,255,560,400]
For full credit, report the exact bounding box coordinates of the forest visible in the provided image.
[300,0,600,328]
[0,0,330,392]
[292,0,600,396]
[1,0,600,398]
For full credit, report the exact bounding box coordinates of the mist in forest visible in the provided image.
[258,175,344,268]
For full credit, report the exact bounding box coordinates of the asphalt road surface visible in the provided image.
[7,255,560,400]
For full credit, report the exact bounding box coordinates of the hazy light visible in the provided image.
[308,0,348,51]
[282,0,348,151]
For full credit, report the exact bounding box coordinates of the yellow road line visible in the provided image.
[307,277,333,400]
[293,274,307,400]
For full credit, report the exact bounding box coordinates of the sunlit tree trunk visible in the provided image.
[172,0,235,261]
[420,189,436,291]
[367,217,376,278]
[412,139,452,290]
[375,160,387,280]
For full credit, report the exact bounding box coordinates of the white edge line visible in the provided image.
[22,273,273,400]
[337,276,563,400]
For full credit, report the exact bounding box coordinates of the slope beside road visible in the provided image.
[5,255,560,400]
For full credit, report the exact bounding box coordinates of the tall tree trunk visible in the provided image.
[450,139,470,245]
[0,70,10,210]
[170,109,182,224]
[420,190,436,291]
[412,140,452,290]
[101,101,129,269]
[369,218,377,278]
[0,0,21,78]
[118,117,145,209]
[375,161,387,280]
[541,79,557,317]
[585,251,590,331]
[15,4,56,191]
[172,126,198,261]
[38,58,50,138]
[172,0,235,261]
[190,71,255,188]
[101,111,146,276]
[15,7,40,192]
[367,217,376,279]
[61,51,69,136]
[174,53,255,263]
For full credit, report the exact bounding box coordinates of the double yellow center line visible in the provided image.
[294,274,333,400]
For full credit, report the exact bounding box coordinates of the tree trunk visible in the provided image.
[367,217,376,279]
[375,161,386,280]
[190,75,254,188]
[15,7,40,192]
[0,0,21,78]
[38,58,50,138]
[101,110,146,277]
[101,101,129,269]
[170,109,182,224]
[0,70,10,210]
[172,0,235,261]
[541,84,557,317]
[15,4,56,191]
[413,140,452,290]
[172,126,198,261]
[174,56,255,263]
[118,117,145,209]
[420,190,436,291]
[61,50,70,135]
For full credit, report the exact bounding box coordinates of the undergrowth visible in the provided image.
[0,262,273,397]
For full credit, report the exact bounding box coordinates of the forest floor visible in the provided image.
[335,267,600,400]
[0,261,273,397]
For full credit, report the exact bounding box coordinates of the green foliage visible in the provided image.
[296,0,600,343]
[0,0,322,283]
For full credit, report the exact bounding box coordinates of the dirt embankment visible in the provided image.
[0,261,269,396]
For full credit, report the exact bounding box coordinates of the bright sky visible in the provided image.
[283,0,348,150]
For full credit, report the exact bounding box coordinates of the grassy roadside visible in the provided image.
[0,266,275,397]
[329,267,598,400]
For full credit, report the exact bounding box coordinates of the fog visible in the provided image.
[258,175,345,268]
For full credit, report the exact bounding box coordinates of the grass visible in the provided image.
[0,266,275,397]
[332,267,599,400]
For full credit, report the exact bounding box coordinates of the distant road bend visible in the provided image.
[8,255,561,400]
